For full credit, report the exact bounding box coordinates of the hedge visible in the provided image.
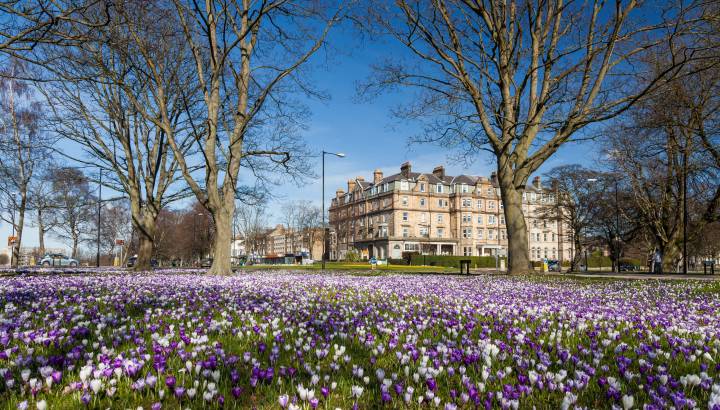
[409,255,504,268]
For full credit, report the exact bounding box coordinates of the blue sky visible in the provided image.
[1,22,602,253]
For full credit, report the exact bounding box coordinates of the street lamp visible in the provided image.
[322,151,345,270]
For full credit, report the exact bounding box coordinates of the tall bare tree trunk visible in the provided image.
[37,208,45,256]
[13,197,26,267]
[132,212,158,271]
[497,167,530,274]
[208,202,233,275]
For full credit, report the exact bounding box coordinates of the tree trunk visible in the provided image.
[497,168,530,275]
[71,235,79,259]
[136,235,154,271]
[13,204,25,267]
[38,209,45,256]
[208,204,233,275]
[571,234,583,272]
[133,213,157,271]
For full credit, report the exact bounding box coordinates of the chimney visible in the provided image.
[533,176,541,189]
[336,188,344,198]
[400,161,411,178]
[432,165,445,180]
[356,176,364,182]
[490,172,497,184]
[373,169,383,184]
[347,179,356,192]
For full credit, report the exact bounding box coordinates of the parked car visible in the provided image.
[38,254,78,267]
[126,256,158,268]
[619,263,640,272]
[200,258,213,268]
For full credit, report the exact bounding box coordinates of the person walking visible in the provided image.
[653,248,663,275]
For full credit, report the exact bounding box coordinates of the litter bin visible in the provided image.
[703,260,715,275]
[460,259,471,275]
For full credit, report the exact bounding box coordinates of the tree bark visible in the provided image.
[132,211,158,271]
[13,199,26,267]
[497,168,530,274]
[208,203,233,275]
[37,208,45,256]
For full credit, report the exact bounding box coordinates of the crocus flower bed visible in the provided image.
[0,273,719,409]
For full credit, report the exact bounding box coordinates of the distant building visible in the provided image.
[264,224,324,260]
[328,162,571,261]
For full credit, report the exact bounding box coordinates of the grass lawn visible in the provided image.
[0,272,718,409]
[234,262,457,273]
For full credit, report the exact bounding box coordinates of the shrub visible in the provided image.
[387,258,408,266]
[409,254,503,268]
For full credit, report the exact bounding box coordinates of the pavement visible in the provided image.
[550,272,719,281]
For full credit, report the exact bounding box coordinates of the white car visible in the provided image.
[38,254,79,267]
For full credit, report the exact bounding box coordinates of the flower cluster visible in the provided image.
[0,272,718,409]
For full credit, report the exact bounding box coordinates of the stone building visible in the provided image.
[328,162,571,261]
[264,224,324,260]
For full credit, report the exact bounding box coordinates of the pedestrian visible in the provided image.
[653,248,663,274]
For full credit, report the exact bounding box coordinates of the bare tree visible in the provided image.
[111,0,342,274]
[360,0,693,274]
[42,1,197,270]
[49,167,95,258]
[0,59,49,266]
[27,164,61,255]
[606,54,720,270]
[0,0,109,60]
[538,165,605,271]
[234,199,270,259]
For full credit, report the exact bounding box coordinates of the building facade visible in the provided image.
[328,162,571,261]
[264,224,324,260]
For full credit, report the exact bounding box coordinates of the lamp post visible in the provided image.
[322,151,345,270]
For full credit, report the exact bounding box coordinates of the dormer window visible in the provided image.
[436,183,443,193]
[419,182,426,192]
[400,181,409,191]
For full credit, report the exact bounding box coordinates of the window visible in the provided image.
[404,243,419,251]
[462,214,472,223]
[382,214,388,223]
[461,184,469,193]
[437,228,444,238]
[500,216,505,225]
[477,215,483,224]
[462,198,471,207]
[419,226,428,237]
[419,183,425,192]
[501,230,506,240]
[488,215,496,224]
[420,198,426,206]
[400,181,409,191]
[488,229,495,240]
[402,212,408,221]
[500,202,504,209]
[552,248,557,258]
[438,199,444,207]
[402,196,408,206]
[488,201,495,209]
[544,233,548,241]
[462,228,472,238]
[476,199,483,209]
[463,246,472,256]
[552,233,555,241]
[437,214,443,223]
[436,184,444,193]
[544,248,548,258]
[402,227,409,238]
[476,228,483,239]
[487,188,494,195]
[420,213,427,223]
